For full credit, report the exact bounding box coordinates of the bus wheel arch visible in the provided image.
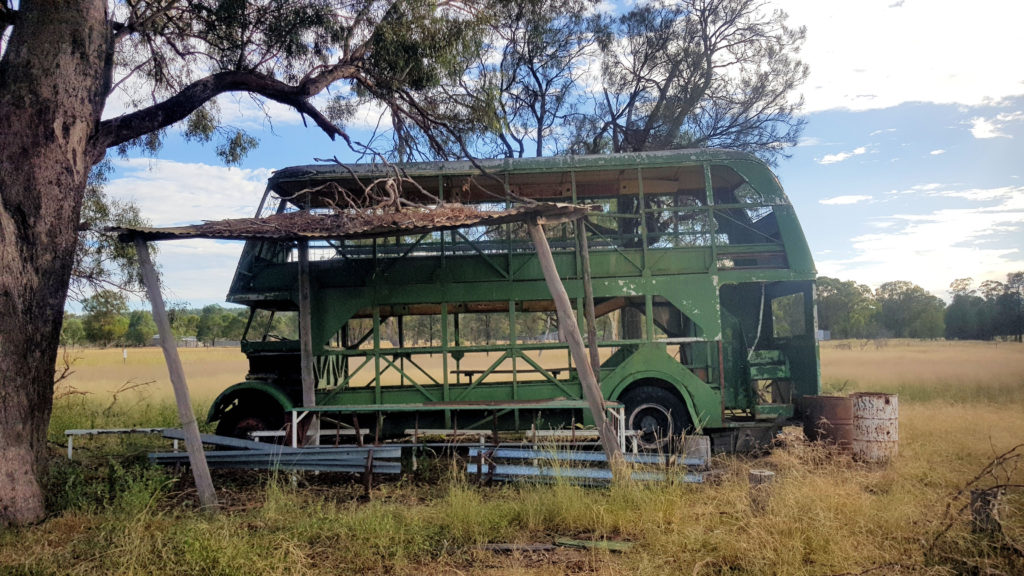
[208,383,293,439]
[615,377,695,450]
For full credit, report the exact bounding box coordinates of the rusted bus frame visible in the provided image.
[319,342,590,392]
[580,219,644,273]
[232,153,814,439]
[307,204,780,270]
[314,337,722,402]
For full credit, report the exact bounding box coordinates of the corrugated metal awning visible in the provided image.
[110,202,594,243]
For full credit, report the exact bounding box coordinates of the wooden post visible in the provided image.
[576,220,601,377]
[748,469,775,514]
[134,237,217,509]
[527,218,624,469]
[298,240,319,445]
[970,488,1004,533]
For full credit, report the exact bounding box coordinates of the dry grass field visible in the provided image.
[820,339,1024,403]
[54,346,249,405]
[0,339,1020,575]
[53,346,607,404]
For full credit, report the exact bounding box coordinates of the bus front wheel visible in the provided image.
[620,386,691,451]
[215,400,285,440]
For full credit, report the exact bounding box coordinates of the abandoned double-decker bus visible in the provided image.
[208,149,820,451]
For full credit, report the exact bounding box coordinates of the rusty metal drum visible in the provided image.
[799,395,854,449]
[851,393,899,462]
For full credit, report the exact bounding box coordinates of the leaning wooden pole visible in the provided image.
[527,218,624,468]
[576,219,601,376]
[134,237,218,508]
[298,240,319,446]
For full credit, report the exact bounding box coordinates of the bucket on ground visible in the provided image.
[851,392,898,462]
[799,395,854,449]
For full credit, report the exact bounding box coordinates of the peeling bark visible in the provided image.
[0,0,110,526]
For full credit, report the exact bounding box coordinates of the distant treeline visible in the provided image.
[60,293,272,348]
[818,272,1023,342]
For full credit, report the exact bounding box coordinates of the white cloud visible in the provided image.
[888,183,1017,202]
[106,158,273,227]
[968,111,1024,139]
[970,117,1006,139]
[869,128,896,136]
[815,186,1024,298]
[929,149,945,155]
[818,146,867,165]
[155,240,245,306]
[777,0,1024,112]
[797,136,825,147]
[888,182,946,195]
[819,195,872,205]
[105,159,274,306]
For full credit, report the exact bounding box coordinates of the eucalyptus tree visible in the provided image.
[875,281,945,339]
[0,0,493,526]
[473,0,597,158]
[816,276,879,340]
[572,0,807,166]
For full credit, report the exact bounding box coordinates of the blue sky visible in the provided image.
[102,0,1024,308]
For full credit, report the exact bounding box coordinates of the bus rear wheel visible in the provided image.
[620,386,691,451]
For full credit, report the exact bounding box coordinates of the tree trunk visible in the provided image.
[0,0,110,526]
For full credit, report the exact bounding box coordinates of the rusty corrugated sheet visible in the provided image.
[109,202,592,243]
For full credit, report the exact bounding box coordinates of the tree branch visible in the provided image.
[0,3,16,28]
[93,64,362,152]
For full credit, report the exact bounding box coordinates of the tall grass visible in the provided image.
[0,340,1020,574]
[820,339,1024,403]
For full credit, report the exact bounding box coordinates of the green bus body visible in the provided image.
[209,149,820,451]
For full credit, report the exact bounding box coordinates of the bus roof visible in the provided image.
[267,149,788,207]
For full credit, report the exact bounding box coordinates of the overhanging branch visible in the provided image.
[0,4,17,28]
[94,64,362,152]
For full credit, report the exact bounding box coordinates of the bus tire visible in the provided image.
[620,386,691,451]
[214,398,285,439]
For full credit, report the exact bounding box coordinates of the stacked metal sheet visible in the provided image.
[150,429,401,474]
[466,436,711,484]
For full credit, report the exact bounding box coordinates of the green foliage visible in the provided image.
[875,281,945,339]
[45,456,171,516]
[60,313,86,347]
[221,312,247,341]
[215,129,259,166]
[370,0,473,92]
[82,290,131,347]
[770,293,805,338]
[125,310,158,346]
[184,102,219,143]
[169,304,201,340]
[196,304,226,345]
[945,274,1024,341]
[817,277,879,339]
[71,161,153,303]
[196,304,249,345]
